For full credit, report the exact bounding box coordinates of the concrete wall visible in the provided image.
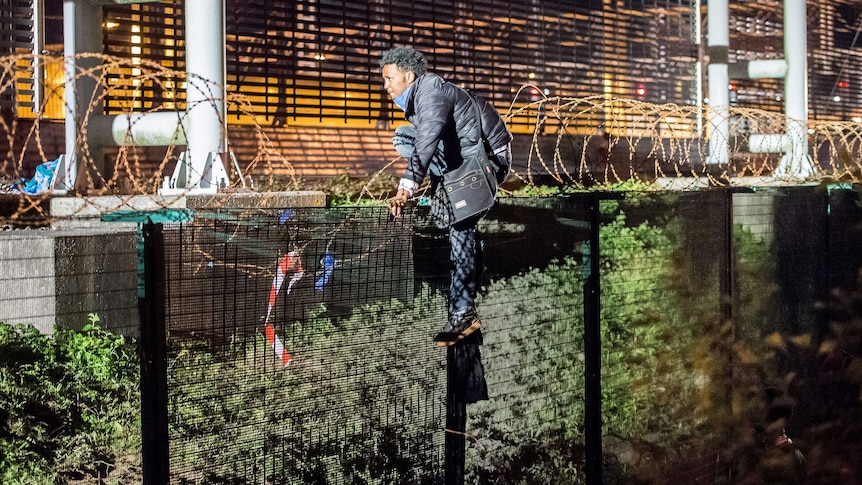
[54,229,140,334]
[733,192,776,244]
[0,190,329,335]
[0,234,57,333]
[0,227,139,335]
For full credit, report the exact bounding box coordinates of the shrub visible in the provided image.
[0,322,141,484]
[167,290,446,483]
[466,195,708,483]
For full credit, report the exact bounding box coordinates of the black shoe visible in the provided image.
[433,313,481,347]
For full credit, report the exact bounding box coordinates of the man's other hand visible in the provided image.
[387,189,410,218]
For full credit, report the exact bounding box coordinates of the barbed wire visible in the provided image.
[2,54,861,225]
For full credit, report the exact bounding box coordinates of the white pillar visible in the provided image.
[181,0,228,191]
[694,0,704,136]
[62,0,105,192]
[32,0,43,114]
[777,0,816,177]
[706,0,729,165]
[62,0,78,191]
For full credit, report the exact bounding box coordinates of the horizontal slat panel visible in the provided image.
[95,0,860,128]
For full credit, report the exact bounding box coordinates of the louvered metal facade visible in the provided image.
[1,0,35,115]
[3,1,861,128]
[100,0,704,133]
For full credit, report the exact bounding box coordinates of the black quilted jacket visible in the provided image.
[401,73,512,186]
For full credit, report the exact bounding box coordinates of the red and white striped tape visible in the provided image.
[264,251,303,366]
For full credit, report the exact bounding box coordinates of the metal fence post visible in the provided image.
[720,190,735,323]
[583,193,602,484]
[140,221,170,484]
[445,346,467,485]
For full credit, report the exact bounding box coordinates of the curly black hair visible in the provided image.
[379,47,427,77]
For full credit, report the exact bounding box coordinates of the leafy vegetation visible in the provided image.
[163,196,698,484]
[4,187,858,484]
[304,171,398,207]
[166,290,446,484]
[0,192,717,484]
[0,321,141,484]
[313,172,657,206]
[465,194,710,484]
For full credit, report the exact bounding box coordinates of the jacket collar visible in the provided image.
[403,73,429,117]
[393,83,413,111]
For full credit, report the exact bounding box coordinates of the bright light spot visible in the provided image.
[131,35,142,44]
[833,95,842,102]
[313,53,326,61]
[853,117,862,123]
[104,21,120,30]
[635,84,646,97]
[807,128,815,135]
[528,72,536,80]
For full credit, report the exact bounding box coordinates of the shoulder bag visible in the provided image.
[437,91,499,227]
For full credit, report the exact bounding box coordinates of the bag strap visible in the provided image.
[455,85,486,148]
